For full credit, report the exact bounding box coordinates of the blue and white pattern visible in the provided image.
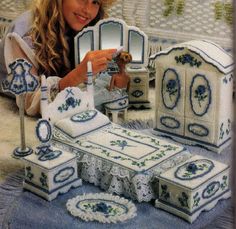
[52,123,191,202]
[175,159,214,180]
[71,110,97,122]
[156,155,230,223]
[190,74,212,116]
[58,96,81,113]
[66,193,137,223]
[160,116,180,129]
[2,58,38,95]
[202,181,221,199]
[162,68,180,110]
[53,167,75,184]
[38,149,62,162]
[175,53,202,67]
[187,123,209,137]
[36,119,52,144]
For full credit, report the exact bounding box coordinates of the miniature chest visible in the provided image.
[155,155,230,223]
[22,148,82,201]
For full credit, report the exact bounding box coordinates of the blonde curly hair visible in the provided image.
[30,0,116,76]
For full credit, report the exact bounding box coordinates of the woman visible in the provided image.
[0,0,117,116]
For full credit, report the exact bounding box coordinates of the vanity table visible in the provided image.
[74,17,150,109]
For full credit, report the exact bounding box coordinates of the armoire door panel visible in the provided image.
[185,69,216,122]
[156,65,186,116]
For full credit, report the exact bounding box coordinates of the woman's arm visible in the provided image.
[59,49,116,91]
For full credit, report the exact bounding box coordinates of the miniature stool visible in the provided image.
[104,95,129,123]
[155,155,230,223]
[105,107,128,123]
[22,119,82,201]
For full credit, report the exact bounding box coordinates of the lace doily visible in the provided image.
[66,193,137,223]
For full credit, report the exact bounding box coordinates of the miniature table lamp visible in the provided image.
[2,58,38,158]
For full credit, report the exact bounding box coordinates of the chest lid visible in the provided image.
[22,147,76,170]
[159,155,229,190]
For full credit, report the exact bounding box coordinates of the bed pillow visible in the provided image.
[54,109,111,139]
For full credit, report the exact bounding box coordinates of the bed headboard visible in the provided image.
[41,63,94,124]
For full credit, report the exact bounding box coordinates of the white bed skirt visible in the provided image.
[52,140,191,202]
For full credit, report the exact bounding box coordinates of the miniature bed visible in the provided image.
[40,72,191,202]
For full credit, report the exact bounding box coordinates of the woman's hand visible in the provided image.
[79,49,116,76]
[59,49,116,91]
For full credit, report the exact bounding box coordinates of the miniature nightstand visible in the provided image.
[127,66,150,108]
[22,119,82,201]
[155,155,230,223]
[23,147,81,201]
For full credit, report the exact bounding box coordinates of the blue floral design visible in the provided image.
[175,54,202,67]
[220,175,228,190]
[93,202,110,214]
[160,185,170,200]
[58,97,81,112]
[2,59,39,95]
[110,140,134,150]
[25,166,34,180]
[178,192,189,208]
[40,172,48,188]
[193,192,200,208]
[186,163,198,174]
[166,79,178,101]
[194,85,207,107]
[83,202,119,217]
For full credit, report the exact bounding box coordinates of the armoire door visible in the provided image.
[184,69,216,142]
[156,64,186,135]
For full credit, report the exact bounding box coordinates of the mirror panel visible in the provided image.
[128,30,144,64]
[99,21,123,49]
[75,30,94,64]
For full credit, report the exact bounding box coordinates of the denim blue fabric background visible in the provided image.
[1,179,232,229]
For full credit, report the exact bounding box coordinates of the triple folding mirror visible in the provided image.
[74,18,148,69]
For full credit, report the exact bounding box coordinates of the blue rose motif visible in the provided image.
[195,85,206,96]
[66,97,75,107]
[166,79,178,101]
[183,54,193,64]
[166,79,176,90]
[58,97,81,112]
[186,163,198,174]
[194,85,207,108]
[110,140,134,150]
[93,202,110,214]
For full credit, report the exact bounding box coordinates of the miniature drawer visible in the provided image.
[184,118,214,143]
[155,155,230,223]
[130,74,147,86]
[157,111,184,136]
[129,85,147,101]
[22,148,82,201]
